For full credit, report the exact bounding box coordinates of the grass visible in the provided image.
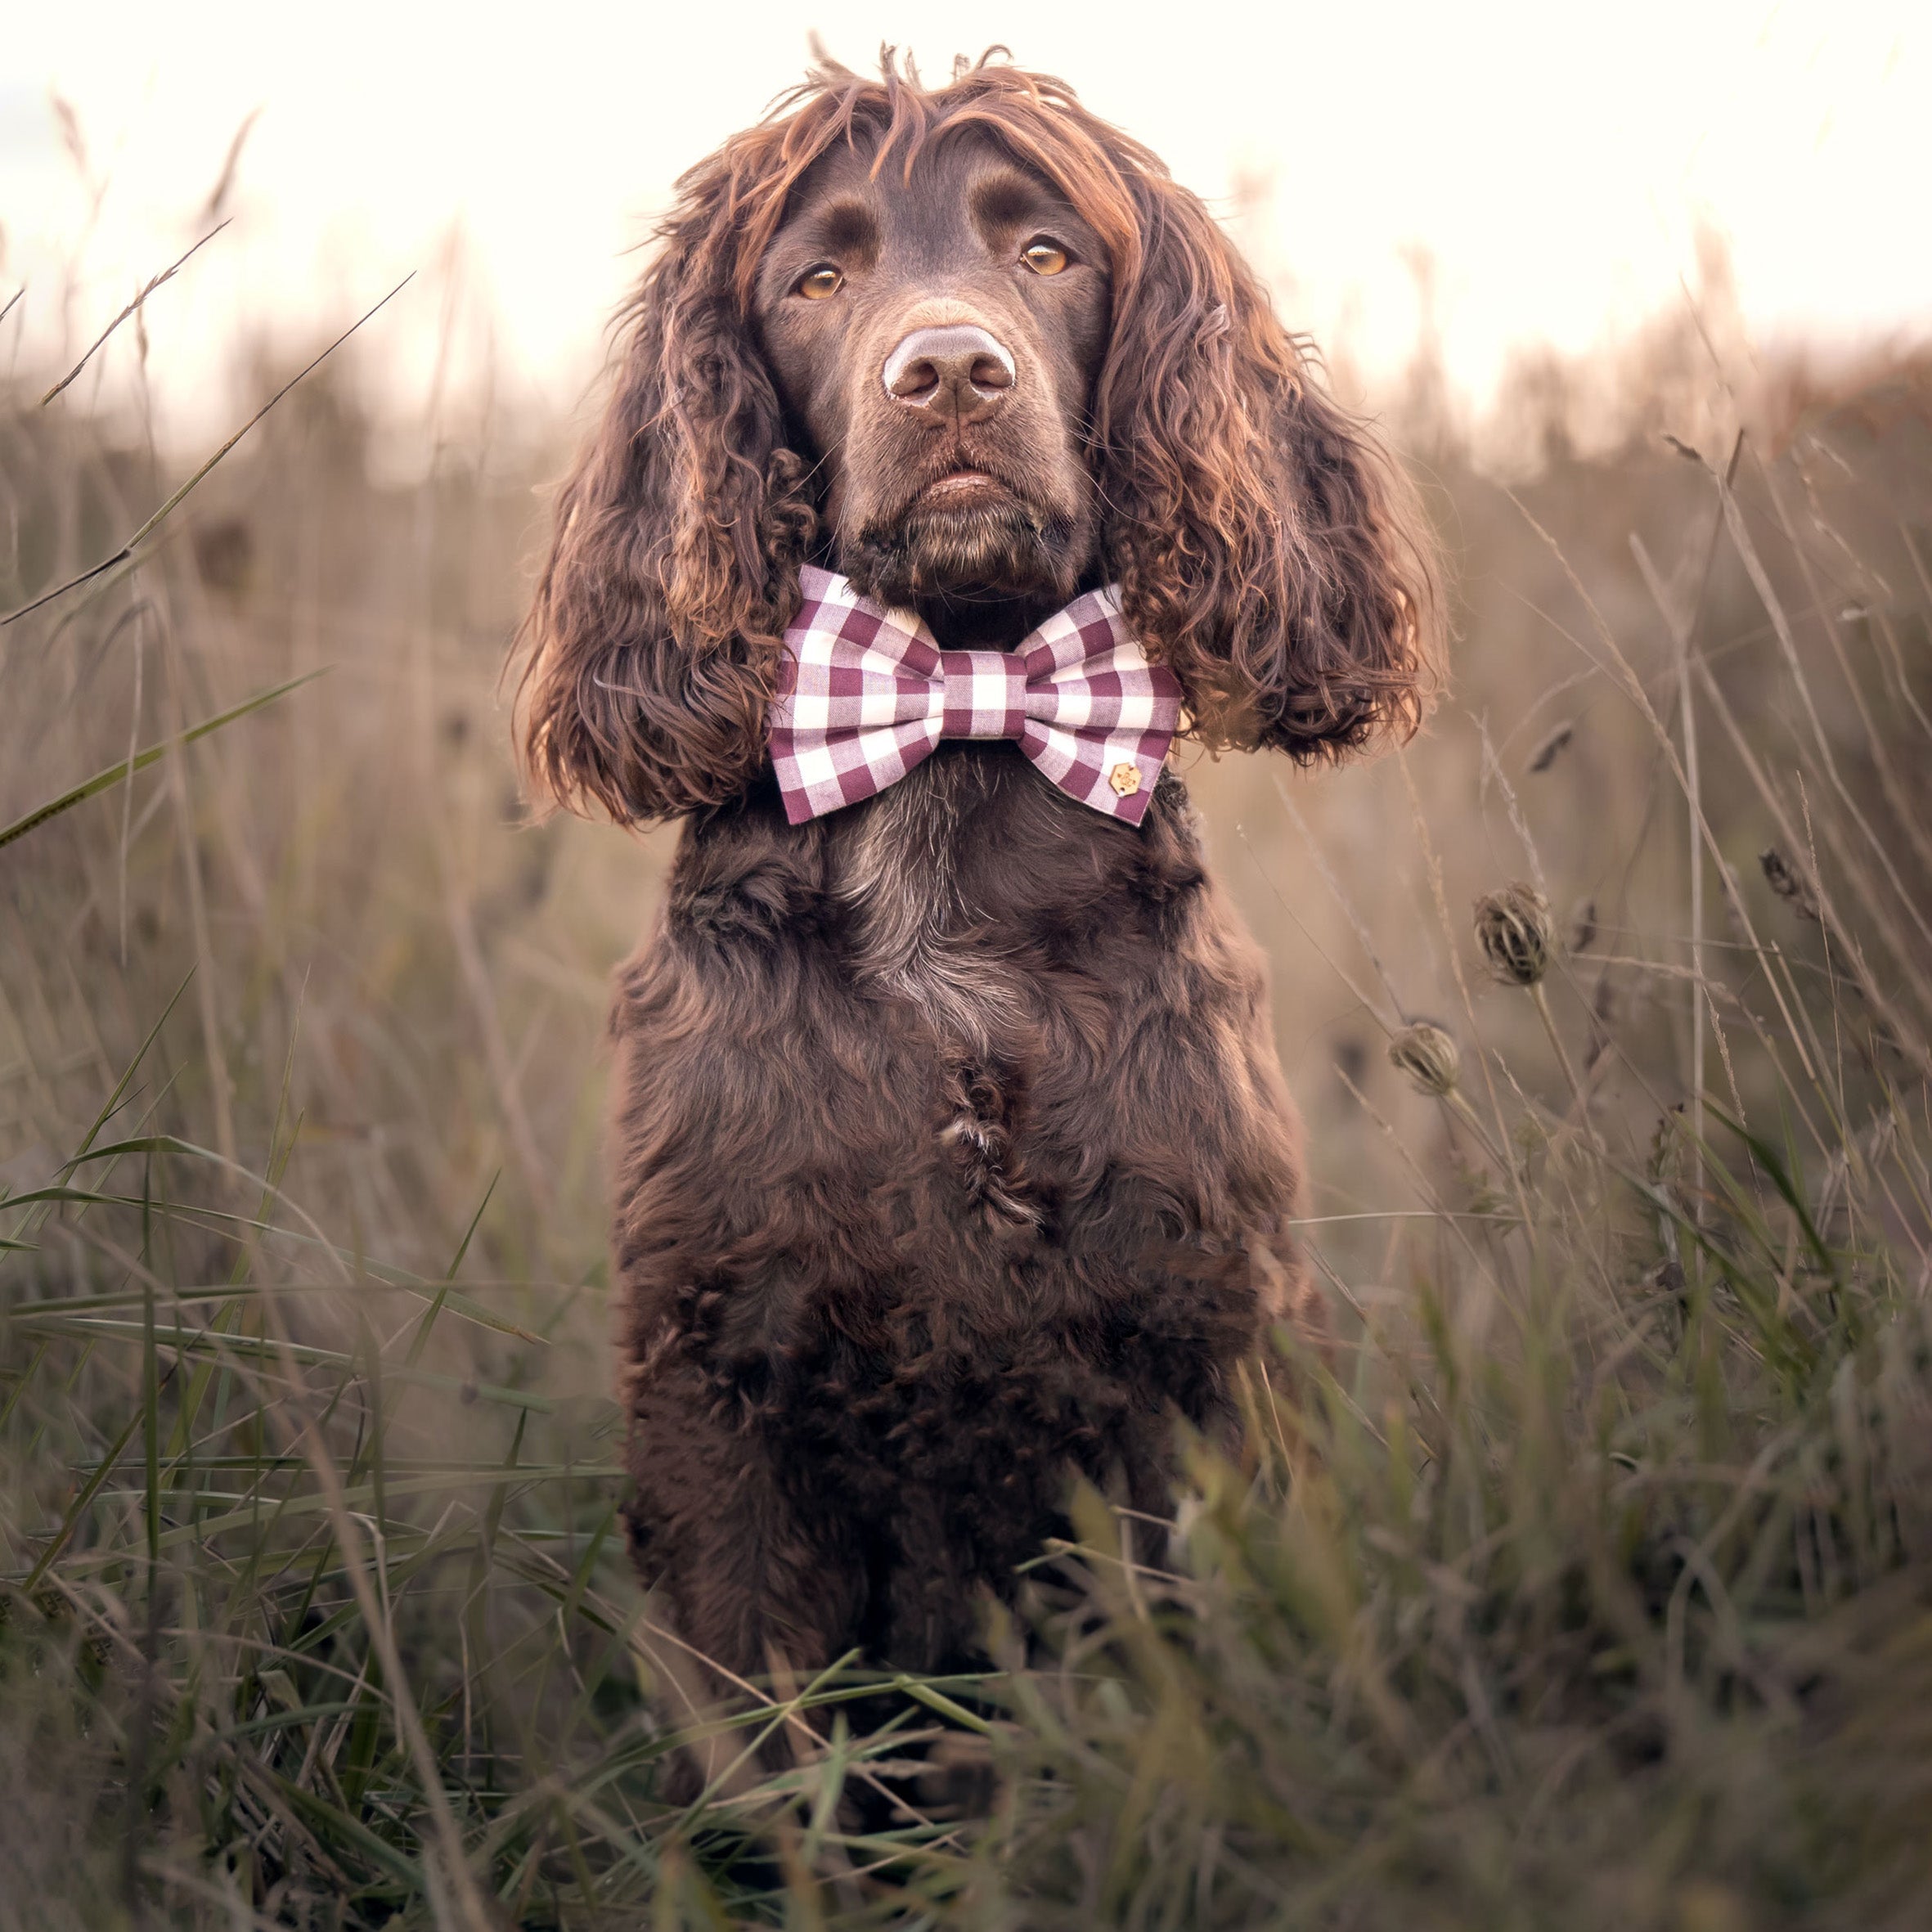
[3,232,1932,1927]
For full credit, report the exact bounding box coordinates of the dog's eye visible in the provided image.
[1020,238,1069,276]
[797,264,843,300]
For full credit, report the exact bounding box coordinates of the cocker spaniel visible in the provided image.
[514,53,1440,1699]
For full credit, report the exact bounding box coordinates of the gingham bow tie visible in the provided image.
[769,565,1181,826]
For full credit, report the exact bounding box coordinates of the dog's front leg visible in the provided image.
[624,1353,862,1784]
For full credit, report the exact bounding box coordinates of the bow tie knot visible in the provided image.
[769,566,1181,825]
[938,652,1029,740]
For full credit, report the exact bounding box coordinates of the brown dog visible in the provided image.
[514,55,1440,1693]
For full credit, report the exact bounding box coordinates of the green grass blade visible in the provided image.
[0,672,327,853]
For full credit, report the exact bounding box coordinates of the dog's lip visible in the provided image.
[916,468,1007,504]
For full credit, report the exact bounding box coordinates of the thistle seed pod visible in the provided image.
[1647,1103,1683,1181]
[1474,882,1556,987]
[1759,847,1821,922]
[1388,1022,1461,1097]
[1568,897,1598,955]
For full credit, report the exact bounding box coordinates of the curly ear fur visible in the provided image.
[514,176,815,825]
[1097,179,1442,759]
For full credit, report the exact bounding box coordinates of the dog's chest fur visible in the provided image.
[826,751,1031,1052]
[640,745,1268,1290]
[820,749,1075,1225]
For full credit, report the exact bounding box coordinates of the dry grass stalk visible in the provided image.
[3,253,1932,1928]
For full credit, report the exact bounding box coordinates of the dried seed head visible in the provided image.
[1474,882,1556,987]
[1388,1021,1461,1097]
[1647,1103,1687,1187]
[1569,897,1598,955]
[1527,721,1575,773]
[1759,847,1820,921]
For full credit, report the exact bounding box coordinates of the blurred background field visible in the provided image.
[6,34,1932,1930]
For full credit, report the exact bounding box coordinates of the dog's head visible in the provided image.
[516,53,1442,824]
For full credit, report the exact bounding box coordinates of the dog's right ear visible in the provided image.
[514,203,815,825]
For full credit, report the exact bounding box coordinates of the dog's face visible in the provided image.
[753,133,1111,613]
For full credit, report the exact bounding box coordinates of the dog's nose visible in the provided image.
[882,325,1015,425]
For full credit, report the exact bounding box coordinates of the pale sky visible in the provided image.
[2,0,1924,452]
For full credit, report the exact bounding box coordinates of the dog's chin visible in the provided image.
[841,492,1091,614]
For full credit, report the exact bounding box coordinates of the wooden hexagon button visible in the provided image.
[1108,762,1142,798]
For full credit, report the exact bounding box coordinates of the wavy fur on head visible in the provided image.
[514,49,1441,824]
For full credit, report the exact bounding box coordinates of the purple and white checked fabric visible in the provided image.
[769,565,1181,826]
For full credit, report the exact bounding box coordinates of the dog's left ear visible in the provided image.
[1096,181,1442,759]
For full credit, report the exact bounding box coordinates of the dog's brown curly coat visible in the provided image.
[514,53,1441,1693]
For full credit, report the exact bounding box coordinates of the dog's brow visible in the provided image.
[798,197,878,258]
[969,168,1063,234]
